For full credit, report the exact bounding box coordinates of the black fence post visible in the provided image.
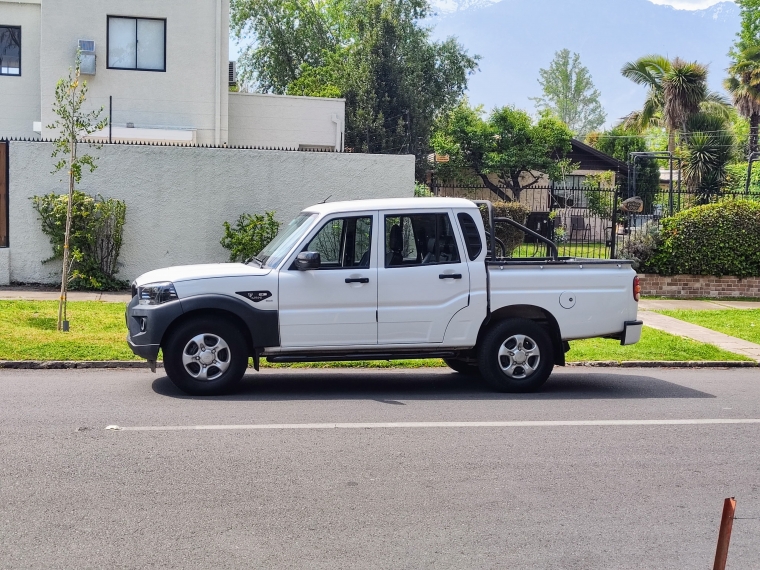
[610,185,619,259]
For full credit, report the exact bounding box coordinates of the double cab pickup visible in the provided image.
[126,198,642,395]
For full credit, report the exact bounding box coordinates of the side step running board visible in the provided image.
[267,351,459,364]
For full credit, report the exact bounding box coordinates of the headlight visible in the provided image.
[137,282,178,305]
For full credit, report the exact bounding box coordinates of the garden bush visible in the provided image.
[618,221,660,272]
[32,191,127,290]
[647,200,760,278]
[479,201,530,256]
[221,212,280,262]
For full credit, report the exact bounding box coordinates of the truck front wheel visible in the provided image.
[478,318,554,393]
[163,317,249,396]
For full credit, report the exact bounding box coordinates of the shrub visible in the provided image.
[618,221,660,272]
[221,212,280,262]
[480,201,531,256]
[414,183,434,197]
[647,200,760,278]
[31,191,127,290]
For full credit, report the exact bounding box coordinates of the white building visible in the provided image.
[0,0,345,149]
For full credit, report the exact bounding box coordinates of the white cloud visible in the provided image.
[646,0,733,9]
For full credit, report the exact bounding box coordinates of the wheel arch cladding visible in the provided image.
[163,295,280,352]
[479,305,565,366]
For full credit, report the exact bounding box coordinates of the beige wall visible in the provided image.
[0,0,41,139]
[229,92,345,150]
[2,141,415,284]
[36,0,228,144]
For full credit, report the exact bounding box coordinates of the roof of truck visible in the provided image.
[303,197,479,215]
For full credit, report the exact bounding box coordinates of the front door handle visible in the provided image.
[439,273,462,280]
[345,277,369,284]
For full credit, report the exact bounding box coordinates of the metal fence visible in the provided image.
[431,179,760,260]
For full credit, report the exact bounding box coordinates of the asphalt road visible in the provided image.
[1,367,759,569]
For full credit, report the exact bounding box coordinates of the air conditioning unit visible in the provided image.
[229,61,237,87]
[78,39,96,75]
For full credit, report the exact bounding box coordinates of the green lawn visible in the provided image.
[656,309,760,345]
[0,300,749,363]
[513,242,609,259]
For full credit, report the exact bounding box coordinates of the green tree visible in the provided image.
[47,51,108,330]
[231,0,478,179]
[731,0,760,57]
[725,47,760,155]
[682,113,736,203]
[431,100,574,202]
[621,55,729,153]
[589,126,660,211]
[530,49,606,137]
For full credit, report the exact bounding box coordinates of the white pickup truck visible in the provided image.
[126,198,642,395]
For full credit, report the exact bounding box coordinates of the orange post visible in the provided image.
[713,497,737,570]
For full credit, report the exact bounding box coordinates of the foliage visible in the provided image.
[582,177,615,220]
[47,50,109,326]
[431,100,574,201]
[617,221,661,272]
[725,161,760,193]
[221,212,280,262]
[479,201,530,256]
[682,113,736,203]
[414,183,433,197]
[620,55,730,153]
[231,0,479,179]
[647,200,760,277]
[725,46,760,154]
[530,49,606,137]
[731,0,760,57]
[31,192,127,290]
[589,125,661,212]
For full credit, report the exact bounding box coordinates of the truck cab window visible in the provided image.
[304,216,372,269]
[457,212,482,260]
[384,213,460,267]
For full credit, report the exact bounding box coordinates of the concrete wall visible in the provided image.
[0,0,41,139]
[1,141,414,285]
[36,0,228,145]
[229,93,344,150]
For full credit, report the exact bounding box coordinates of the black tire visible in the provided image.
[163,317,249,396]
[443,358,481,376]
[478,318,554,393]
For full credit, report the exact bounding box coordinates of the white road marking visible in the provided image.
[106,419,760,432]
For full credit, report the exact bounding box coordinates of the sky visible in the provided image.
[647,0,731,8]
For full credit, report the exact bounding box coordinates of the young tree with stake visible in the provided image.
[48,51,108,331]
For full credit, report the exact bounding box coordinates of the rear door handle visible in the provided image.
[439,273,462,280]
[345,278,369,284]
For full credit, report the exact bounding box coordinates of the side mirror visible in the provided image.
[295,251,321,270]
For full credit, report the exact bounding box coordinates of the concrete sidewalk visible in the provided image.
[0,289,131,303]
[639,299,760,311]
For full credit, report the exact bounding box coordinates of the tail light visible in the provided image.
[633,276,641,302]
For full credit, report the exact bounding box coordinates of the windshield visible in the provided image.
[256,213,316,268]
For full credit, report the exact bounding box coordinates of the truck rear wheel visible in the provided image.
[163,317,248,396]
[443,358,480,376]
[478,318,554,393]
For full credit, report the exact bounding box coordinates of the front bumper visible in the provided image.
[621,320,644,346]
[125,295,184,360]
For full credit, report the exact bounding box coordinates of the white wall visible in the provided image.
[0,0,41,139]
[229,93,344,150]
[36,0,229,145]
[2,141,414,285]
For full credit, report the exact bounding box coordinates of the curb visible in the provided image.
[0,360,756,370]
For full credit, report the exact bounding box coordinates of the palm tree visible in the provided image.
[621,55,718,154]
[682,113,735,203]
[724,46,760,155]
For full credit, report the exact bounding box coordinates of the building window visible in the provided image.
[107,16,165,72]
[0,26,21,76]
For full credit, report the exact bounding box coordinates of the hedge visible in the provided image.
[647,200,760,278]
[479,201,530,256]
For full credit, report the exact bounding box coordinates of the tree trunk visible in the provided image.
[667,129,676,155]
[57,143,76,331]
[476,172,511,202]
[750,113,759,156]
